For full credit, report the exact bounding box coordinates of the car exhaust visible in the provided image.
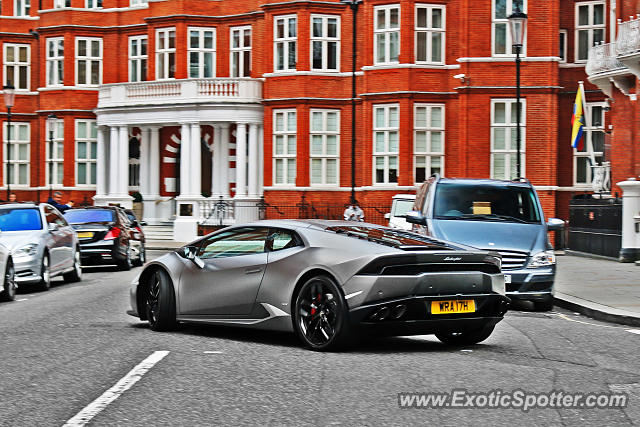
[391,304,407,319]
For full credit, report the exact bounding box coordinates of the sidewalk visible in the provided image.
[554,255,640,326]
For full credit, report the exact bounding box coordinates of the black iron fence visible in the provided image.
[568,196,622,258]
[259,196,391,226]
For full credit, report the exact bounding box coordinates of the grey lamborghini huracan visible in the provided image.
[127,220,510,351]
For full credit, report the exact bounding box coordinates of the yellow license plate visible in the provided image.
[77,232,93,238]
[431,300,476,314]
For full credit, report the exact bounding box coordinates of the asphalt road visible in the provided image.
[1,250,639,426]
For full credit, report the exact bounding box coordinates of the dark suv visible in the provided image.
[63,206,145,270]
[406,176,564,311]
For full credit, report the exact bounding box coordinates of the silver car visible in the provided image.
[0,240,15,302]
[0,203,82,291]
[128,220,509,351]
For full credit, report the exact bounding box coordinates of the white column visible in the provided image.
[248,123,259,197]
[149,127,160,196]
[190,122,201,197]
[220,124,230,197]
[235,123,247,197]
[108,126,119,196]
[259,124,264,196]
[139,127,150,196]
[118,126,129,196]
[179,123,191,196]
[96,126,107,197]
[212,124,222,196]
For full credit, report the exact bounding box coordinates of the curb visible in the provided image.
[554,292,640,327]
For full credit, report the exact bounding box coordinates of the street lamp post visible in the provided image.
[47,113,58,199]
[508,7,528,179]
[341,0,362,205]
[3,85,15,200]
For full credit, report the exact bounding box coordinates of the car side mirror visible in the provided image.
[183,246,205,269]
[48,223,59,232]
[405,211,427,225]
[139,221,148,227]
[546,218,565,231]
[384,213,391,220]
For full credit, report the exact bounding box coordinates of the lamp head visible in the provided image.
[3,85,15,109]
[508,7,528,47]
[47,113,58,133]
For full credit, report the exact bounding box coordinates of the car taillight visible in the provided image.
[104,227,121,240]
[135,226,142,234]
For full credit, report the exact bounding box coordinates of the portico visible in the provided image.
[94,78,264,241]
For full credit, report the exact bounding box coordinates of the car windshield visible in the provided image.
[392,199,415,217]
[0,208,43,231]
[64,209,115,224]
[433,183,541,223]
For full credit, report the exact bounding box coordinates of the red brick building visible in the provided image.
[0,0,624,240]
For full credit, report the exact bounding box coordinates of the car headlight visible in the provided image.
[13,243,38,259]
[527,250,556,268]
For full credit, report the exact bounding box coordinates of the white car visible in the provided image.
[0,239,14,302]
[385,194,416,231]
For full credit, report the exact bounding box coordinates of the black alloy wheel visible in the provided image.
[435,324,496,346]
[294,275,351,351]
[0,260,16,302]
[145,269,176,331]
[63,249,83,283]
[133,245,146,267]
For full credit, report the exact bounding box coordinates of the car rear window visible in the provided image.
[0,208,43,231]
[392,199,415,217]
[326,226,451,250]
[64,209,115,224]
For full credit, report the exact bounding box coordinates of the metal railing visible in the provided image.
[199,197,235,226]
[616,16,640,56]
[586,42,626,76]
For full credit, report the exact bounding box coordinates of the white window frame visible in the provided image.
[492,0,527,57]
[415,4,445,65]
[490,99,526,180]
[3,44,30,91]
[130,0,148,6]
[75,37,102,86]
[310,14,340,72]
[273,109,297,186]
[75,120,98,187]
[573,102,605,186]
[274,15,297,72]
[14,0,30,16]
[53,0,70,7]
[128,35,148,82]
[310,109,340,186]
[575,1,606,63]
[230,25,251,77]
[156,28,176,80]
[414,103,445,184]
[3,122,30,187]
[46,37,64,87]
[373,104,400,185]
[188,27,216,79]
[374,4,400,65]
[46,118,64,188]
[85,0,102,10]
[559,29,568,63]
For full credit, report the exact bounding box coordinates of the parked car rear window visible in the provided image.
[0,208,43,231]
[326,226,451,250]
[64,209,115,224]
[392,199,415,217]
[433,182,541,223]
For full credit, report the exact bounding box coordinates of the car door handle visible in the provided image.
[244,268,263,275]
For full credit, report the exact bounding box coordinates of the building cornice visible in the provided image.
[260,1,345,12]
[457,56,562,63]
[144,11,263,24]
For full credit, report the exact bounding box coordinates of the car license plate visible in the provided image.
[431,300,476,314]
[504,274,512,284]
[77,232,93,239]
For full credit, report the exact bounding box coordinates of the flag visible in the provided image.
[571,85,585,149]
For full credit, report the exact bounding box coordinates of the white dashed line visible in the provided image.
[204,351,223,354]
[626,329,640,335]
[62,350,170,427]
[16,298,28,302]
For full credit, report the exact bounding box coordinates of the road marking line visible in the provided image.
[16,298,28,301]
[204,351,223,354]
[62,350,170,427]
[626,329,640,335]
[554,313,620,329]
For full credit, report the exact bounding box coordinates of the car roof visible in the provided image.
[65,206,118,210]
[392,194,416,200]
[240,219,387,230]
[0,203,40,209]
[438,177,533,188]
